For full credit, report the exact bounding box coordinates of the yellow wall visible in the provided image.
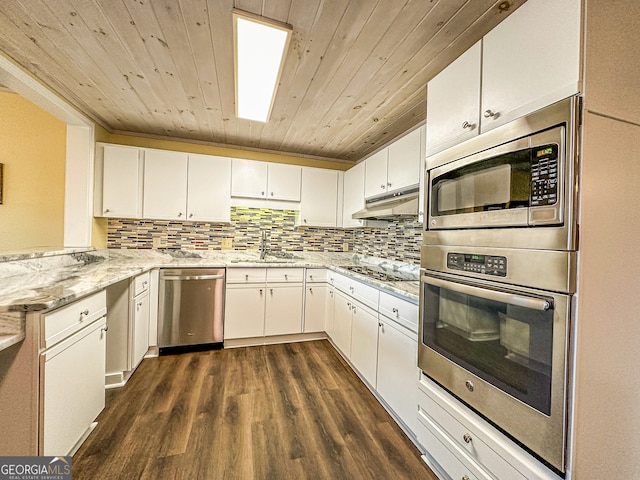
[104,132,351,171]
[0,92,66,251]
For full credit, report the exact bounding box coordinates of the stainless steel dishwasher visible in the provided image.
[158,268,225,354]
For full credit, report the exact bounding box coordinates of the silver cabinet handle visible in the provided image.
[261,191,265,196]
[462,121,474,129]
[392,307,399,314]
[80,309,89,316]
[387,182,392,187]
[352,306,357,314]
[270,192,274,196]
[463,433,472,444]
[259,289,263,295]
[309,275,313,280]
[309,287,313,293]
[285,274,288,280]
[380,184,385,189]
[270,288,273,294]
[378,321,383,327]
[423,274,551,311]
[178,212,183,217]
[303,219,307,223]
[245,274,249,280]
[103,208,110,214]
[484,109,496,118]
[142,281,148,287]
[189,213,193,218]
[101,325,109,332]
[462,476,470,480]
[349,286,354,292]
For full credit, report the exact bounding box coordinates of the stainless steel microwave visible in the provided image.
[424,96,581,251]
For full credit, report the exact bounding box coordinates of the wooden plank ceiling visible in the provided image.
[0,0,525,162]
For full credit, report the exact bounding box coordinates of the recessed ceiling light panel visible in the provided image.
[233,10,292,123]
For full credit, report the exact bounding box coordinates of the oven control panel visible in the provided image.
[447,253,507,277]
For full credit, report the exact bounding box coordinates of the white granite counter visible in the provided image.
[0,248,420,351]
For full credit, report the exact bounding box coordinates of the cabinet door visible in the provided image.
[364,149,389,199]
[143,149,188,220]
[131,291,149,369]
[377,318,419,434]
[387,127,422,192]
[325,288,336,339]
[426,41,481,156]
[481,0,581,131]
[187,154,231,222]
[42,319,106,455]
[101,145,143,218]
[299,167,339,227]
[349,302,379,388]
[264,285,303,336]
[267,163,302,201]
[418,126,427,223]
[224,287,266,339]
[333,292,353,358]
[231,159,268,199]
[342,162,366,228]
[303,284,327,333]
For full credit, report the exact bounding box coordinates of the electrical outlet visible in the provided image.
[343,242,350,252]
[221,238,233,250]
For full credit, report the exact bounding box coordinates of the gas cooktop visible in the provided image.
[341,265,418,283]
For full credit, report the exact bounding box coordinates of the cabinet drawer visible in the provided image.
[266,268,304,283]
[305,268,327,283]
[418,387,527,480]
[379,291,418,333]
[415,412,487,480]
[133,271,150,296]
[350,279,379,311]
[328,271,349,291]
[226,268,267,284]
[43,290,107,349]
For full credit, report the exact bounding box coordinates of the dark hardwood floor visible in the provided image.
[73,340,437,480]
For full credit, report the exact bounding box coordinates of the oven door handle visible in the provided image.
[423,275,552,311]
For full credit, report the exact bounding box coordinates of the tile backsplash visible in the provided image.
[107,207,423,264]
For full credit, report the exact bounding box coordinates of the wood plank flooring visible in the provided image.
[73,340,437,480]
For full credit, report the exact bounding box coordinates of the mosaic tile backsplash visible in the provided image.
[107,207,423,264]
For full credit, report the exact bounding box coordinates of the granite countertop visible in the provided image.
[0,248,419,351]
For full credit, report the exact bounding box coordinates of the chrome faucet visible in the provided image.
[259,231,269,259]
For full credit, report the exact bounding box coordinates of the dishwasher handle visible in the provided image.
[162,274,225,281]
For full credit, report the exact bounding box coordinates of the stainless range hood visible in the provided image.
[352,186,420,221]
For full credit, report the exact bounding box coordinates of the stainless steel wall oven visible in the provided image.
[419,97,581,474]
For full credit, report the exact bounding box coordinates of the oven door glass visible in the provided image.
[422,275,554,415]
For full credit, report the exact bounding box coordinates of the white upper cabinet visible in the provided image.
[426,42,482,155]
[342,161,366,228]
[364,127,422,199]
[425,0,581,155]
[99,144,143,218]
[364,149,389,199]
[187,154,231,222]
[231,159,268,199]
[267,163,302,201]
[143,149,189,220]
[387,126,423,191]
[481,0,581,132]
[231,159,302,201]
[299,167,340,227]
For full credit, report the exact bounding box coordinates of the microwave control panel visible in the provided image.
[530,144,559,206]
[447,253,507,277]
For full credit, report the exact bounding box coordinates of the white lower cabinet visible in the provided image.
[349,301,379,387]
[131,287,150,369]
[264,285,303,336]
[40,291,107,456]
[224,286,266,339]
[303,284,328,333]
[417,374,562,480]
[333,291,354,357]
[376,316,419,434]
[224,268,304,340]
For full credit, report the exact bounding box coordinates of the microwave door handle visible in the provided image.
[423,276,551,311]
